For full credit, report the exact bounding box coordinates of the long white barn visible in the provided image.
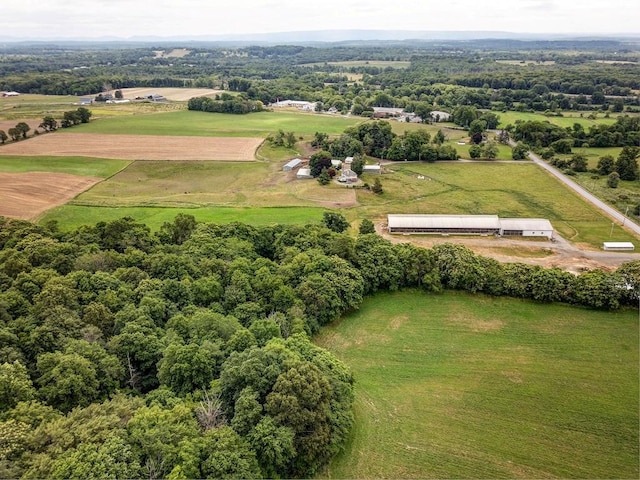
[387,214,554,239]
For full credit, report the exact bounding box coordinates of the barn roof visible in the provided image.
[284,158,302,168]
[500,218,553,231]
[387,214,501,230]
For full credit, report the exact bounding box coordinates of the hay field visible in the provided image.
[0,133,263,161]
[115,87,222,101]
[72,160,358,208]
[0,172,102,220]
[316,290,639,479]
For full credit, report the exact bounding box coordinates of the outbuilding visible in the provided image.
[363,165,381,175]
[283,158,303,171]
[602,242,635,251]
[296,168,313,179]
[499,218,554,239]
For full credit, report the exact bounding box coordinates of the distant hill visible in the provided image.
[1,29,639,46]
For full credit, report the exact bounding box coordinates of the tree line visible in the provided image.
[187,95,264,115]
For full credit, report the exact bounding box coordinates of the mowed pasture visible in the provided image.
[70,160,358,208]
[29,158,640,247]
[68,110,364,137]
[497,111,621,129]
[315,290,639,479]
[356,162,639,246]
[0,133,263,161]
[39,205,327,231]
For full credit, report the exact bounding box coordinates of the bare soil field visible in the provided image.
[0,172,102,220]
[0,133,263,161]
[115,87,223,101]
[0,119,42,133]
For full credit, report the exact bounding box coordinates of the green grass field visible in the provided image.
[27,157,638,246]
[0,94,179,120]
[497,111,620,129]
[38,205,327,231]
[65,110,364,137]
[0,155,130,178]
[315,290,639,479]
[355,162,638,245]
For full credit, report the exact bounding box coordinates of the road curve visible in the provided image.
[512,142,640,237]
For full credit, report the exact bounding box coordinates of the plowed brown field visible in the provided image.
[0,172,102,219]
[0,119,42,133]
[0,133,263,161]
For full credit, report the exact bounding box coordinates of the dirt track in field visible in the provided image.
[0,133,264,161]
[0,172,102,220]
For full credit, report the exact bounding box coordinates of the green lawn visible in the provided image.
[355,162,638,246]
[64,110,364,137]
[315,290,639,479]
[39,205,327,231]
[0,155,130,178]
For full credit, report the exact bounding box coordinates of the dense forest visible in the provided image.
[1,41,639,114]
[0,213,638,478]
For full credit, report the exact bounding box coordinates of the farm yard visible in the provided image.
[0,105,636,253]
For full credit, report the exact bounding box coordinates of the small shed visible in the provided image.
[363,165,381,175]
[603,242,635,251]
[283,158,303,172]
[344,156,354,165]
[296,168,313,179]
[331,159,342,169]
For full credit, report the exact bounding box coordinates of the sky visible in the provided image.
[2,0,639,39]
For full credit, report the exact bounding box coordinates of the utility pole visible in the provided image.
[622,205,630,226]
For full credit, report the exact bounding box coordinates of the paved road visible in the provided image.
[508,141,640,237]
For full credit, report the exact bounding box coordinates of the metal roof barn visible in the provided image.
[388,214,501,234]
[499,218,554,238]
[283,158,302,171]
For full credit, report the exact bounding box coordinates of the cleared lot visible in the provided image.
[0,172,101,219]
[0,133,264,161]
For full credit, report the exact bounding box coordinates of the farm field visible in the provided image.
[497,111,621,129]
[66,110,364,137]
[0,155,129,177]
[0,171,102,219]
[0,93,181,120]
[0,133,263,161]
[25,157,639,247]
[112,87,222,101]
[315,290,639,479]
[38,205,327,231]
[356,162,638,246]
[70,160,357,208]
